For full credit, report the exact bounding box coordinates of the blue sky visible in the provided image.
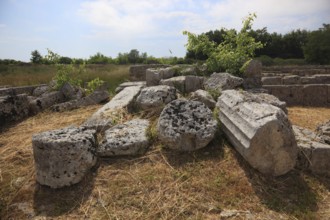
[0,0,329,61]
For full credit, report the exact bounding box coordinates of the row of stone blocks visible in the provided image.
[262,74,330,85]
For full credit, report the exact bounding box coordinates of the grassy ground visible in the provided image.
[0,106,330,219]
[0,64,130,93]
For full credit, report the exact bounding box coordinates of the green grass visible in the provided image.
[0,64,130,93]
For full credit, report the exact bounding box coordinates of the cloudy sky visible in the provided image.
[0,0,329,61]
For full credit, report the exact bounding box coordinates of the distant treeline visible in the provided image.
[186,24,330,65]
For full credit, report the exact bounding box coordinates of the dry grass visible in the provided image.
[0,106,330,219]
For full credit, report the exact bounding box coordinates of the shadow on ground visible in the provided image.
[230,146,318,217]
[33,168,97,217]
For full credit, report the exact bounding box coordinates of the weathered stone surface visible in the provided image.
[303,84,328,106]
[32,127,97,188]
[244,60,262,77]
[190,89,216,110]
[293,125,330,176]
[217,90,297,176]
[146,67,175,86]
[263,85,305,106]
[52,90,109,112]
[33,85,50,97]
[84,85,142,131]
[60,82,76,100]
[29,91,66,114]
[248,92,288,114]
[0,94,29,125]
[160,75,204,93]
[129,64,170,81]
[115,81,146,94]
[316,120,330,144]
[204,72,243,92]
[0,85,47,96]
[282,75,300,85]
[157,99,217,151]
[136,85,177,110]
[98,119,150,156]
[261,77,282,85]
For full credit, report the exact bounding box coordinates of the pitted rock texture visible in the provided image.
[217,90,297,176]
[136,85,177,110]
[29,91,66,114]
[52,90,109,112]
[0,94,29,125]
[157,99,217,151]
[190,89,216,110]
[84,85,142,131]
[293,125,330,176]
[32,127,97,188]
[160,75,204,93]
[33,85,50,97]
[204,72,243,92]
[146,67,175,86]
[98,119,150,156]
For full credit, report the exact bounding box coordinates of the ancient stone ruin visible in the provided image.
[19,63,330,188]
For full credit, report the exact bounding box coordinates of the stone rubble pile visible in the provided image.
[28,63,330,189]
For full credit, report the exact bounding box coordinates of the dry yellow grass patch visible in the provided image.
[0,106,330,219]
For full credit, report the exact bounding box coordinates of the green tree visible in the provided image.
[88,52,113,64]
[304,24,330,64]
[30,50,43,64]
[183,13,263,75]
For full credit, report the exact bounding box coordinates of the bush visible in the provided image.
[86,77,105,94]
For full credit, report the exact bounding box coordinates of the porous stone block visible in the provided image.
[160,75,204,93]
[146,67,175,86]
[129,64,169,81]
[0,94,29,125]
[115,81,146,93]
[29,91,66,114]
[32,127,97,188]
[157,100,217,151]
[98,119,150,156]
[204,72,243,92]
[136,85,177,110]
[190,89,216,110]
[217,90,298,176]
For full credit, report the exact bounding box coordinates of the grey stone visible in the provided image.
[29,91,66,114]
[293,125,330,176]
[52,90,109,112]
[316,120,330,144]
[0,94,29,125]
[160,75,204,93]
[243,60,262,77]
[246,92,288,114]
[190,89,216,110]
[217,90,297,176]
[32,85,50,97]
[204,72,243,93]
[32,127,97,188]
[60,82,76,100]
[261,77,282,85]
[303,84,328,106]
[84,85,142,131]
[98,119,150,156]
[136,85,177,110]
[129,64,170,81]
[157,99,218,151]
[0,85,46,96]
[282,75,300,85]
[115,81,146,93]
[146,67,175,86]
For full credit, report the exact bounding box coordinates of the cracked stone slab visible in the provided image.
[98,119,150,156]
[157,99,217,151]
[32,126,97,188]
[217,90,297,176]
[204,72,243,93]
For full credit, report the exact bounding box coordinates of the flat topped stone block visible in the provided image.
[32,127,97,188]
[217,90,297,176]
[204,72,243,92]
[157,99,218,151]
[98,119,150,156]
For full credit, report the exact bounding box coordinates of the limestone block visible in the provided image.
[60,82,76,100]
[146,67,175,86]
[282,75,300,85]
[84,85,142,131]
[303,84,328,106]
[293,125,330,176]
[204,72,243,93]
[129,64,170,81]
[115,81,146,93]
[52,90,109,112]
[160,75,204,93]
[32,127,97,188]
[33,85,50,97]
[157,100,217,151]
[261,77,282,85]
[190,89,216,110]
[29,91,66,114]
[136,85,177,110]
[98,119,150,156]
[217,90,297,176]
[0,94,29,125]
